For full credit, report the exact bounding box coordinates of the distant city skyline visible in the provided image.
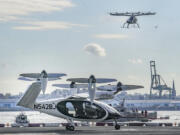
[0,0,180,95]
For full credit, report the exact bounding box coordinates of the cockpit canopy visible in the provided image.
[57,100,106,119]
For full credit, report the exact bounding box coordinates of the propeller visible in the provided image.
[67,75,117,102]
[97,81,144,94]
[39,70,48,94]
[19,70,67,94]
[20,70,67,79]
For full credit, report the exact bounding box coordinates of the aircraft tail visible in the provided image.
[17,82,41,109]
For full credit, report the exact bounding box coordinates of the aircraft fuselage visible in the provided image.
[33,97,121,122]
[127,15,137,24]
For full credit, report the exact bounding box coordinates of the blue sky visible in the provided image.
[0,0,180,95]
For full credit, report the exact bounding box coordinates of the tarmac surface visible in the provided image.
[1,126,180,135]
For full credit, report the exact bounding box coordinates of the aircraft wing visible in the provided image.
[53,84,71,88]
[71,92,112,100]
[74,93,89,98]
[67,78,117,83]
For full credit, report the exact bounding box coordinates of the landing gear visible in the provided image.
[66,119,75,131]
[115,124,121,130]
[122,22,140,28]
[136,23,140,28]
[122,22,130,28]
[114,119,121,130]
[66,124,75,131]
[122,22,126,28]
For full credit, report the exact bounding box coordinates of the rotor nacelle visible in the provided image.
[70,82,76,88]
[88,75,96,84]
[109,11,156,28]
[40,70,48,78]
[39,70,48,94]
[116,82,123,93]
[88,75,96,102]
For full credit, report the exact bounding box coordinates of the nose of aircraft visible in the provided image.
[105,110,122,120]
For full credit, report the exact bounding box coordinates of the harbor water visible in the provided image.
[0,111,180,124]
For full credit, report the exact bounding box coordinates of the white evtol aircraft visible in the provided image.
[18,70,67,94]
[52,81,144,100]
[17,75,124,131]
[109,11,156,28]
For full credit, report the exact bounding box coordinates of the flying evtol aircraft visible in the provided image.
[52,81,144,100]
[18,70,67,94]
[109,11,156,28]
[17,75,124,131]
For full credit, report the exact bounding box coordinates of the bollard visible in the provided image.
[96,123,105,126]
[107,123,114,126]
[128,123,145,126]
[0,124,5,127]
[28,123,41,127]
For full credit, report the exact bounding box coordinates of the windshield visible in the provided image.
[57,100,106,119]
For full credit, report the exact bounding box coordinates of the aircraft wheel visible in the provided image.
[115,124,120,130]
[66,125,75,131]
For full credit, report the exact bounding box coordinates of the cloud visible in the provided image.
[0,0,74,22]
[95,34,128,39]
[83,43,106,57]
[13,21,87,30]
[128,58,143,64]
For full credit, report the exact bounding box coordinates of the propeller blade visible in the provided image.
[67,78,117,84]
[67,78,88,83]
[121,85,144,90]
[52,83,88,88]
[48,78,61,81]
[20,73,40,79]
[47,73,67,78]
[96,78,117,83]
[18,77,34,81]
